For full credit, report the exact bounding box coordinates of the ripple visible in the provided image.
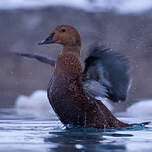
[0,109,152,152]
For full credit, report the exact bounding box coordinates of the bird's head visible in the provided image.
[38,25,81,48]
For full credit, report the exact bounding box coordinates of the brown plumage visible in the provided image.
[38,24,131,129]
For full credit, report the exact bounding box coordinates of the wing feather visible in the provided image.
[82,45,131,102]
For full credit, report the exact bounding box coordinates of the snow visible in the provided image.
[117,0,152,14]
[0,0,152,14]
[15,90,56,118]
[126,99,152,118]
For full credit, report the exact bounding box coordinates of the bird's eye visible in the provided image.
[61,29,66,32]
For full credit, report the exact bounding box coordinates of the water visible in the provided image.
[0,108,152,152]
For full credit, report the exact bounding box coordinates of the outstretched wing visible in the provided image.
[82,45,131,102]
[11,51,56,66]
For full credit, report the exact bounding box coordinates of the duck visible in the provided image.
[13,25,133,128]
[35,24,131,129]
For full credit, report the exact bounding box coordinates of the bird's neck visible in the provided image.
[62,45,81,58]
[55,45,82,74]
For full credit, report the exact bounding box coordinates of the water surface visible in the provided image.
[0,108,152,152]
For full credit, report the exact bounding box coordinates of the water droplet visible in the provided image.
[75,144,83,149]
[84,112,87,127]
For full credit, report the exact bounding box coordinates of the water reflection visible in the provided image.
[0,108,151,152]
[44,128,128,152]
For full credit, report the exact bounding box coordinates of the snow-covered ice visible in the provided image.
[0,0,152,14]
[126,99,152,118]
[15,90,56,118]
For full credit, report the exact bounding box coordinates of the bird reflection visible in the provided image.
[44,128,126,152]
